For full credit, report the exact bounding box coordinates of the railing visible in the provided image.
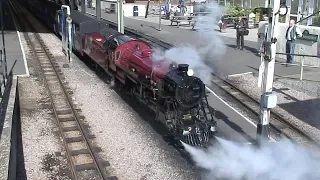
[0,71,19,180]
[0,49,9,99]
[275,52,319,81]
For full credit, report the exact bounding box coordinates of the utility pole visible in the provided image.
[158,0,161,31]
[265,0,269,8]
[96,0,101,20]
[117,0,124,33]
[257,0,283,145]
[81,0,86,13]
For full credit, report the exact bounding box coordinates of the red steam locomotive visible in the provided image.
[55,10,217,146]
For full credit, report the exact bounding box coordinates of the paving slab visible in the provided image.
[0,0,28,76]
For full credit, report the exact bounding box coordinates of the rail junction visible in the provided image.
[1,0,320,179]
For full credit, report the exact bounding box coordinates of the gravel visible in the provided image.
[18,43,70,179]
[227,73,320,145]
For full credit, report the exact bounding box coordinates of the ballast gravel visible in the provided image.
[17,5,70,179]
[18,36,70,179]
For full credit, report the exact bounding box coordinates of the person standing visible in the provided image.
[236,17,246,50]
[285,19,302,65]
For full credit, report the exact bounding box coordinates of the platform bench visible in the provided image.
[170,16,195,27]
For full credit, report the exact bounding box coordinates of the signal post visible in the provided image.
[257,0,288,145]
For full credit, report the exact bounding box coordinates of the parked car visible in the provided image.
[217,14,237,27]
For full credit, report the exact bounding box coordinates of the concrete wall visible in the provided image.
[257,21,320,66]
[0,76,18,180]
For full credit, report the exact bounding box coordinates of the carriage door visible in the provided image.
[73,24,81,52]
[60,9,67,54]
[108,38,118,71]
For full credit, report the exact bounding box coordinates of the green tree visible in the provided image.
[313,13,320,25]
[226,5,252,17]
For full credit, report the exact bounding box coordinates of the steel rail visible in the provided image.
[9,1,116,179]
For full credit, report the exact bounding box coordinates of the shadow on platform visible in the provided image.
[213,108,256,144]
[276,89,320,130]
[225,44,259,55]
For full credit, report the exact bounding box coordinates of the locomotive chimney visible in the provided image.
[178,64,189,72]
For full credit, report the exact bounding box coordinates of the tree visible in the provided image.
[226,4,252,17]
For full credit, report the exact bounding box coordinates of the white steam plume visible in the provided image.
[182,137,320,180]
[193,2,226,59]
[151,2,226,85]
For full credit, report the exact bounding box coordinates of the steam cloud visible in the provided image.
[151,2,226,85]
[183,137,320,180]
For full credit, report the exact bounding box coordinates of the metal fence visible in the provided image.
[275,52,320,81]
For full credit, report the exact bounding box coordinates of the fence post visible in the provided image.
[300,58,304,80]
[0,49,2,97]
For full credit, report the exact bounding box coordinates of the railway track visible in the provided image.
[10,1,118,179]
[85,13,320,147]
[210,73,320,147]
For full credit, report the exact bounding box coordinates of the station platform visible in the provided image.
[0,0,28,76]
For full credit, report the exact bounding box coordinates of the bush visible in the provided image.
[226,5,253,17]
[313,14,320,25]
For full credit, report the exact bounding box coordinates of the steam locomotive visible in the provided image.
[23,0,218,146]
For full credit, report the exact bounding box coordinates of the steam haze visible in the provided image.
[182,137,320,180]
[151,2,226,85]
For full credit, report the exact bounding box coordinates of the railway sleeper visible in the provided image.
[42,69,54,73]
[69,147,103,156]
[211,78,221,83]
[74,163,104,171]
[65,136,84,143]
[58,117,75,122]
[270,119,289,130]
[65,136,96,146]
[49,89,64,94]
[56,109,73,115]
[62,126,79,131]
[53,97,69,102]
[229,91,240,95]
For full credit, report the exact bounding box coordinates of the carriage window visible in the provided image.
[115,51,120,60]
[109,39,118,50]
